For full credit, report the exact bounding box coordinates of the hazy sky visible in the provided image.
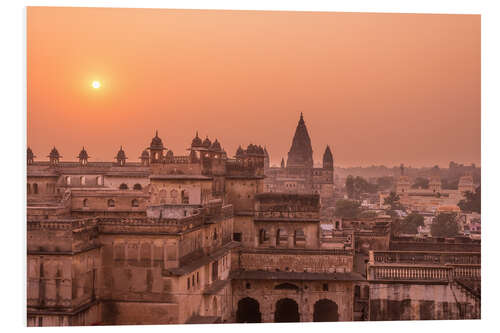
[27,7,480,167]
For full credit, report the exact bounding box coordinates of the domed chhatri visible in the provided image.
[49,146,60,159]
[149,130,166,164]
[48,146,61,166]
[210,138,222,151]
[78,146,89,166]
[150,130,165,150]
[78,146,89,159]
[116,146,127,166]
[191,131,203,147]
[27,147,35,164]
[140,149,150,159]
[202,136,212,148]
[140,148,150,166]
[235,145,244,157]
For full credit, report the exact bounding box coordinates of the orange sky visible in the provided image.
[27,7,480,167]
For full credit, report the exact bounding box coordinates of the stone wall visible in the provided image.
[253,221,320,249]
[225,178,263,213]
[231,279,354,322]
[369,282,480,320]
[101,301,178,325]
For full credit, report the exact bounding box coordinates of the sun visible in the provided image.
[91,81,101,89]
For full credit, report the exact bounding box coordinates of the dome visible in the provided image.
[236,146,244,156]
[202,136,212,147]
[48,147,60,159]
[166,150,174,158]
[140,149,150,158]
[246,144,265,155]
[116,146,127,160]
[246,144,256,154]
[78,147,88,160]
[191,131,203,147]
[210,139,222,151]
[150,130,164,150]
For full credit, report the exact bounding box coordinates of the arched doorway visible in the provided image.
[313,299,339,322]
[236,297,261,323]
[275,298,300,322]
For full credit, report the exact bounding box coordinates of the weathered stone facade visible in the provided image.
[27,130,480,326]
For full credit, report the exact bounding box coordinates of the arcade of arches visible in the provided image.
[236,296,340,323]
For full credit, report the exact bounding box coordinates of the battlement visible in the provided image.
[27,218,99,254]
[225,159,264,178]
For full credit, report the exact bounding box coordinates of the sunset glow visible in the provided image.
[26,8,480,167]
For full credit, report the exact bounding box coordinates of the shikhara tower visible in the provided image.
[264,113,335,209]
[287,112,314,169]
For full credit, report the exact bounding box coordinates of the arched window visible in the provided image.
[33,183,38,194]
[131,199,139,207]
[119,183,128,190]
[108,199,115,207]
[133,183,142,190]
[80,176,85,185]
[65,176,71,185]
[83,198,88,207]
[27,183,31,194]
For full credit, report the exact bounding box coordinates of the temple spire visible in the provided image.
[286,113,313,168]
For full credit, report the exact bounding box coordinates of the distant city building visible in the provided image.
[380,166,479,213]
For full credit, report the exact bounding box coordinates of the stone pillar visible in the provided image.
[301,311,312,322]
[288,234,294,248]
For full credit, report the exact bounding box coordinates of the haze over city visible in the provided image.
[27,7,480,167]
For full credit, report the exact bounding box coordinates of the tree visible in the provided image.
[411,177,429,189]
[334,199,361,219]
[383,191,402,210]
[431,213,459,237]
[376,176,394,191]
[345,175,355,199]
[458,186,481,213]
[399,213,425,234]
[345,175,378,200]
